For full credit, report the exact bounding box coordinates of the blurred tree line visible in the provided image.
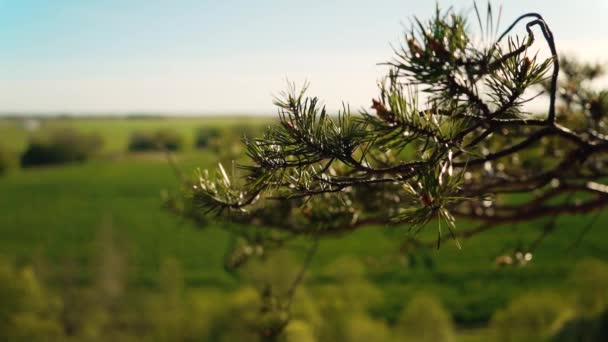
[0,122,265,172]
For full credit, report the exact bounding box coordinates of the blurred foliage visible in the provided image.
[397,294,455,342]
[0,257,63,341]
[128,129,184,152]
[552,308,608,342]
[0,233,608,341]
[491,292,571,342]
[569,258,608,316]
[20,128,103,167]
[312,257,389,341]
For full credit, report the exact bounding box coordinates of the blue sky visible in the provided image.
[0,0,607,114]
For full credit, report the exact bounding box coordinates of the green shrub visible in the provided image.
[319,257,383,312]
[128,132,156,151]
[549,259,608,341]
[570,258,608,316]
[128,129,183,152]
[342,314,392,342]
[552,308,608,342]
[282,320,317,342]
[207,287,262,341]
[182,290,226,341]
[314,257,386,341]
[315,292,391,342]
[396,294,455,342]
[0,257,64,341]
[20,129,103,167]
[155,129,184,151]
[195,126,222,149]
[491,292,570,342]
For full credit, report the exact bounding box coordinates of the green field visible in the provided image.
[1,116,607,340]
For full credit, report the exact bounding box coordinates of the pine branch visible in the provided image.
[172,4,608,259]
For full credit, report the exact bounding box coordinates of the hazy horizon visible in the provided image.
[1,0,607,115]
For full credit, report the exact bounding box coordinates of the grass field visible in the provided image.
[1,116,607,340]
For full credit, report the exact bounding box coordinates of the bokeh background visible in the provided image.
[1,1,608,341]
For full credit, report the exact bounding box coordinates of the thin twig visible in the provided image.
[285,238,320,305]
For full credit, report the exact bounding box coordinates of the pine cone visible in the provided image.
[372,99,395,122]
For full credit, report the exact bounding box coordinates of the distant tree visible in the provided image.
[168,5,608,338]
[128,129,183,152]
[194,127,221,149]
[21,129,103,167]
